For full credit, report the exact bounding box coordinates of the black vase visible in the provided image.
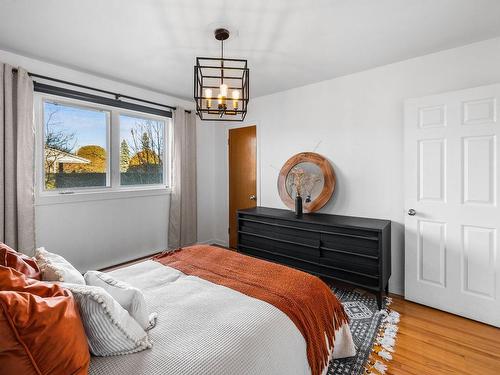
[295,195,303,217]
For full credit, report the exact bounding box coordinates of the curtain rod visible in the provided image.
[11,67,192,113]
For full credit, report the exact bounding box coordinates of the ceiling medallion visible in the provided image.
[194,28,249,121]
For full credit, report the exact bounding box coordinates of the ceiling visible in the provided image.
[1,0,500,100]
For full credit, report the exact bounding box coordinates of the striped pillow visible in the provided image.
[84,270,157,330]
[63,283,152,356]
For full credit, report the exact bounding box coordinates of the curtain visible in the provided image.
[0,64,35,253]
[168,108,197,249]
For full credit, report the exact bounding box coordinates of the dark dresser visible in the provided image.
[237,206,391,308]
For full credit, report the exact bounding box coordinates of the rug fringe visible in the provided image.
[363,297,400,375]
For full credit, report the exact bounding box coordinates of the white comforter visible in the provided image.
[89,260,355,375]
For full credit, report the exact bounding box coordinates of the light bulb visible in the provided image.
[232,90,240,110]
[205,88,212,108]
[220,84,228,98]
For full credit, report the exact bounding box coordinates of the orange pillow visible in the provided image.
[0,242,41,280]
[0,266,90,375]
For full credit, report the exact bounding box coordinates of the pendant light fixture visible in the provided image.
[194,28,249,121]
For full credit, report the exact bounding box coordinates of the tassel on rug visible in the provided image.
[363,297,400,374]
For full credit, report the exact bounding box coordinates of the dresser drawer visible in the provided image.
[240,218,319,245]
[239,246,380,289]
[319,265,380,289]
[320,247,379,276]
[320,231,379,257]
[239,231,320,260]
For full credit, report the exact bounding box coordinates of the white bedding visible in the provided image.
[89,260,355,375]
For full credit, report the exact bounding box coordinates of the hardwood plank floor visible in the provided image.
[388,296,500,375]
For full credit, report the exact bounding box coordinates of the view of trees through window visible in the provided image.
[43,100,166,190]
[44,101,108,189]
[120,114,165,185]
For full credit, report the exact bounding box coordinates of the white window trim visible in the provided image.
[34,93,172,205]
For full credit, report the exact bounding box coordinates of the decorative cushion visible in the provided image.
[0,242,41,280]
[0,266,90,375]
[34,247,85,284]
[63,282,153,356]
[84,270,157,330]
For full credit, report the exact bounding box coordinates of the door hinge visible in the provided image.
[228,227,230,234]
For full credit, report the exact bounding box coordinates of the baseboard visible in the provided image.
[198,238,228,247]
[212,238,228,247]
[389,292,405,300]
[197,239,212,245]
[198,238,227,246]
[99,250,162,272]
[389,286,404,297]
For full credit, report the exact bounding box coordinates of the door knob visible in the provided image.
[249,194,256,201]
[408,208,416,216]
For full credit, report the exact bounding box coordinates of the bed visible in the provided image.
[89,245,356,375]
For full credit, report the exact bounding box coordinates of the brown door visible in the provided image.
[229,126,257,249]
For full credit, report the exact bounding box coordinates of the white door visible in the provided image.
[404,84,500,327]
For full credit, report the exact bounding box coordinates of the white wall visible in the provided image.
[0,49,211,271]
[36,193,170,271]
[207,37,500,295]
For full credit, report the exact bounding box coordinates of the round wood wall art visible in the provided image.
[277,152,335,213]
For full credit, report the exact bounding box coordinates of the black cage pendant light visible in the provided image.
[194,28,249,121]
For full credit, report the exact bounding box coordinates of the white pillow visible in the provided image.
[35,247,85,285]
[63,283,152,356]
[84,270,157,330]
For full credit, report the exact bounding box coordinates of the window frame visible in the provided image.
[34,93,172,202]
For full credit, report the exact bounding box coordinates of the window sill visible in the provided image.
[35,186,172,206]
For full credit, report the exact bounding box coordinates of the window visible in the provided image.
[38,95,171,194]
[119,115,165,186]
[43,101,110,190]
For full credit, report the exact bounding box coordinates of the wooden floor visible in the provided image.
[387,296,500,374]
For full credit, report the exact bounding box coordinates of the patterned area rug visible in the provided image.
[327,287,399,375]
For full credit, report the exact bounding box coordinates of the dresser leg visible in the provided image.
[376,292,383,310]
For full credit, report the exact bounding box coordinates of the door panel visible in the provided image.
[229,126,256,249]
[462,136,496,205]
[405,84,500,327]
[418,220,446,287]
[418,139,446,201]
[462,225,496,298]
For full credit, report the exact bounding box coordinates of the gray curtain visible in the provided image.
[0,64,35,253]
[168,108,197,249]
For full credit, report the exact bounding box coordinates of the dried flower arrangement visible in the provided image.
[287,166,323,203]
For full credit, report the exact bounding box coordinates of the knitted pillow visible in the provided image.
[84,270,157,330]
[34,247,85,284]
[62,283,153,356]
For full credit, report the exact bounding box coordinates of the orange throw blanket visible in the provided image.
[155,245,349,375]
